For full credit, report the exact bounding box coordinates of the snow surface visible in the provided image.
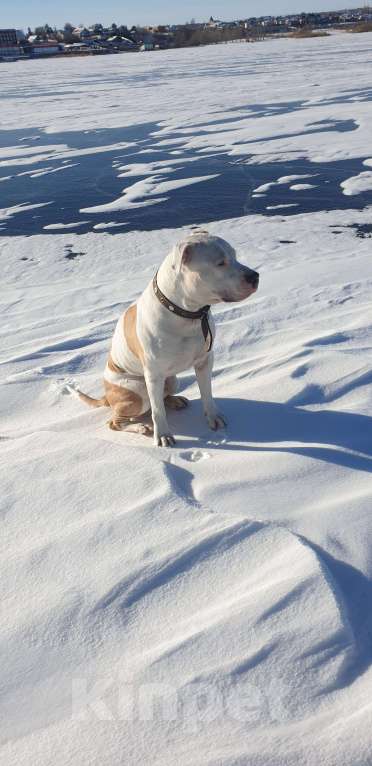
[80,174,219,214]
[43,222,90,231]
[0,201,53,221]
[290,183,317,191]
[1,33,372,766]
[341,171,372,196]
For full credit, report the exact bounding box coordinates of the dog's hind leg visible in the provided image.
[109,417,153,436]
[108,399,153,436]
[164,376,189,410]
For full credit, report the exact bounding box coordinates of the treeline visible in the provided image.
[350,21,372,32]
[173,26,266,47]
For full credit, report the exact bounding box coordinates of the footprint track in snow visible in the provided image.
[178,449,211,462]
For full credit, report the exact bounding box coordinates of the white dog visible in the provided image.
[76,231,259,446]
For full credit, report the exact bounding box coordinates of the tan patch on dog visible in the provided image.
[75,390,109,408]
[104,379,144,421]
[107,353,124,374]
[124,305,144,364]
[110,421,153,436]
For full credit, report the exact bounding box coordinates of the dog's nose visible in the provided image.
[244,270,259,288]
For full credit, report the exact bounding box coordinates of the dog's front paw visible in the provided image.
[206,411,227,431]
[154,432,176,448]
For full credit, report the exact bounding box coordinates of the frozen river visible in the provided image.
[1,42,372,235]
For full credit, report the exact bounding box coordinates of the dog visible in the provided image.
[75,231,259,446]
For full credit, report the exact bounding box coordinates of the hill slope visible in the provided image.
[1,33,372,765]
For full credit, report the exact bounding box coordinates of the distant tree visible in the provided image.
[173,26,194,46]
[34,26,48,39]
[33,23,54,38]
[173,23,246,48]
[63,22,75,42]
[47,26,60,40]
[351,21,372,32]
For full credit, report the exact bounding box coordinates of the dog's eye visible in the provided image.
[216,261,226,267]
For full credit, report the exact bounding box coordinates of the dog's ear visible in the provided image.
[172,241,193,273]
[180,243,192,265]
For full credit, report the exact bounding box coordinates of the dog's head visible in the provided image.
[173,230,259,305]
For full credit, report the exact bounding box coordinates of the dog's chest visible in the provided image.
[139,284,214,374]
[155,327,208,374]
[149,321,211,374]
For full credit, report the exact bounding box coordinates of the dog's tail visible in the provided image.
[67,385,109,409]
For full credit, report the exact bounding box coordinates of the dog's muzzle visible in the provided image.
[244,270,259,290]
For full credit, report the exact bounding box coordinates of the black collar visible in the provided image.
[153,272,213,352]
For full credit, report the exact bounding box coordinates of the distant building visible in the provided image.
[0,28,27,60]
[106,35,136,50]
[140,32,154,50]
[29,41,62,56]
[0,28,17,46]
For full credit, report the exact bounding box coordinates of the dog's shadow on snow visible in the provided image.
[171,397,372,473]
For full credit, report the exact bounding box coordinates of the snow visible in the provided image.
[116,156,209,178]
[1,32,372,766]
[290,183,317,190]
[254,175,316,193]
[93,222,128,230]
[0,142,135,168]
[43,222,90,231]
[266,203,299,209]
[80,174,219,215]
[0,201,53,221]
[341,171,372,196]
[29,164,79,178]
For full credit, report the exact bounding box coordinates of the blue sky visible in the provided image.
[4,1,359,30]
